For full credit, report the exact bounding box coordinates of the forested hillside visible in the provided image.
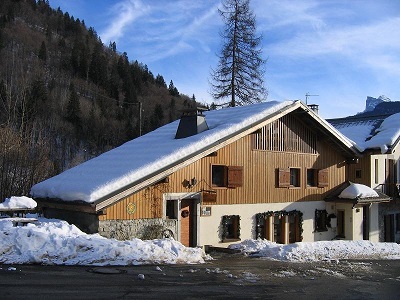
[0,0,198,200]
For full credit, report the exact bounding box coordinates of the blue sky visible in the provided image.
[48,0,400,119]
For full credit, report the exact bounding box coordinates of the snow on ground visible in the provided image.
[0,217,208,266]
[228,239,400,262]
[1,218,400,266]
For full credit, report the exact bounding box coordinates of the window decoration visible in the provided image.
[221,215,241,242]
[255,210,303,243]
[315,209,328,232]
[126,203,136,214]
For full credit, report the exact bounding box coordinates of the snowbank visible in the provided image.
[0,218,208,265]
[228,239,400,262]
[0,196,37,210]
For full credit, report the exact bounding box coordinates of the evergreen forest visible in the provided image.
[0,0,199,200]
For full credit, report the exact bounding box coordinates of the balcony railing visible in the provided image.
[375,183,400,199]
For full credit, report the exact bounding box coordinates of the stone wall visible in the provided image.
[98,218,178,241]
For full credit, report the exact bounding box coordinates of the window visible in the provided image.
[165,200,178,219]
[212,165,243,188]
[221,215,240,242]
[355,169,362,179]
[315,209,328,232]
[290,168,300,187]
[375,159,379,184]
[278,168,300,187]
[212,165,226,187]
[307,169,317,187]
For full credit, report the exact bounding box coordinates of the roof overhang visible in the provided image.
[325,181,392,208]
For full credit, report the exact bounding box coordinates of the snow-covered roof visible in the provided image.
[30,100,357,206]
[0,196,37,210]
[338,183,378,199]
[325,181,391,206]
[329,113,400,154]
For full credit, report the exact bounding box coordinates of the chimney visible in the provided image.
[307,104,319,114]
[175,107,209,139]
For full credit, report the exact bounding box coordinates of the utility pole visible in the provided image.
[305,92,318,105]
[138,101,142,136]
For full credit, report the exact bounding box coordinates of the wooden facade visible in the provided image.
[99,113,348,221]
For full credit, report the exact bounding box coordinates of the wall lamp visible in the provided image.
[183,177,197,189]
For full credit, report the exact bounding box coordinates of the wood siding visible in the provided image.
[99,115,348,221]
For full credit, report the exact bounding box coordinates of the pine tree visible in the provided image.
[38,41,47,61]
[210,0,266,107]
[66,83,81,127]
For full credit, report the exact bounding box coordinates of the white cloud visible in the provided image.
[100,0,150,44]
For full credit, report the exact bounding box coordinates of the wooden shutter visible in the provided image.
[317,169,329,187]
[278,168,290,188]
[227,166,243,188]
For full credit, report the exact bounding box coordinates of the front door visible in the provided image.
[180,199,195,247]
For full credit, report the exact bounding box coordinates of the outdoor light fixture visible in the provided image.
[183,177,197,188]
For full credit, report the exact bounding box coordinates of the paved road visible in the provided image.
[1,253,400,299]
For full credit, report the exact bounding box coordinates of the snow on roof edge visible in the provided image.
[31,100,360,206]
[31,101,295,203]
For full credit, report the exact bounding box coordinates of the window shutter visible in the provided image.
[318,169,329,187]
[278,168,290,187]
[227,166,243,188]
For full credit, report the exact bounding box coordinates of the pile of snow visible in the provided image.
[0,196,37,210]
[229,239,400,262]
[338,183,379,199]
[0,218,208,266]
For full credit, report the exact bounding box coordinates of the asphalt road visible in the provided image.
[1,253,400,299]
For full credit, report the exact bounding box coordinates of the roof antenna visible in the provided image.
[305,92,318,105]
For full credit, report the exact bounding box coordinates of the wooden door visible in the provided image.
[180,199,194,247]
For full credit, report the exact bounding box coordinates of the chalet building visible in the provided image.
[31,100,372,247]
[329,109,400,243]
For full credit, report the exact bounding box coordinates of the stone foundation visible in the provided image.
[98,218,178,241]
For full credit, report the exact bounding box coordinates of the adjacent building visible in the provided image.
[329,106,400,243]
